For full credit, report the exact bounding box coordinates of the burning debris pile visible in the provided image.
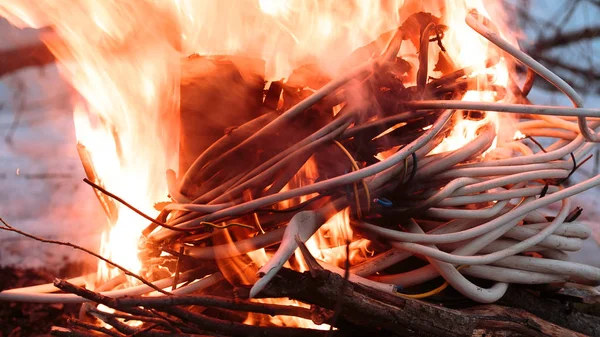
[2,1,600,336]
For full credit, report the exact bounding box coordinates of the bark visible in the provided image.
[499,286,600,337]
[254,268,597,337]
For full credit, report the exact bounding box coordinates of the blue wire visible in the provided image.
[374,197,393,207]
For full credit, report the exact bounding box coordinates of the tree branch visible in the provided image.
[530,26,600,52]
[0,42,55,78]
[535,55,600,81]
[255,268,596,337]
[0,217,171,295]
[54,279,333,337]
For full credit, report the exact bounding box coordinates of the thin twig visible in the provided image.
[108,311,181,332]
[115,293,316,321]
[83,178,252,232]
[0,218,171,295]
[67,318,124,337]
[525,135,548,153]
[57,280,327,337]
[4,78,25,145]
[172,246,184,291]
[83,178,188,233]
[77,144,119,223]
[128,324,158,337]
[327,240,351,336]
[50,327,97,337]
[294,235,324,278]
[89,308,167,337]
[531,25,600,52]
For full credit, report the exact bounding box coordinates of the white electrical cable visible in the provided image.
[435,163,570,180]
[492,256,600,283]
[151,109,454,241]
[0,272,223,303]
[403,219,509,303]
[461,265,568,284]
[466,11,599,142]
[424,198,512,219]
[129,9,600,306]
[521,222,591,239]
[0,274,94,294]
[437,186,559,206]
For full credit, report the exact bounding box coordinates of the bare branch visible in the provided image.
[55,279,333,337]
[536,55,600,81]
[0,43,55,78]
[0,217,171,295]
[531,26,600,52]
[111,294,320,321]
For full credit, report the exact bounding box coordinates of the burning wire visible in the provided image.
[0,217,172,295]
[333,140,371,216]
[6,4,600,335]
[199,221,254,230]
[83,178,252,233]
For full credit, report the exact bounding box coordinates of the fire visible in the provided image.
[0,0,519,328]
[244,248,328,329]
[177,0,402,79]
[514,130,526,140]
[303,208,373,269]
[430,91,500,155]
[284,158,373,270]
[425,1,515,155]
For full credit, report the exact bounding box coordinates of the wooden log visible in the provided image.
[498,286,600,336]
[252,268,598,337]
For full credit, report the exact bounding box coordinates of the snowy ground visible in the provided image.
[0,5,599,271]
[0,21,105,269]
[0,64,105,269]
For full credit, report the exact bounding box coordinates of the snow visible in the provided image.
[0,23,105,269]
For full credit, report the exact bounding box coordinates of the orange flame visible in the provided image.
[284,158,373,270]
[1,1,181,280]
[177,0,403,79]
[243,248,328,329]
[1,0,520,327]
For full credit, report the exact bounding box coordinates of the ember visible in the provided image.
[2,0,600,336]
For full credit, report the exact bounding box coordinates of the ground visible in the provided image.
[0,263,86,337]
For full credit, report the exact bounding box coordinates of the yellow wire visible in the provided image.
[351,179,362,218]
[200,221,254,230]
[362,179,371,213]
[402,157,408,183]
[333,140,371,216]
[244,190,266,234]
[252,212,266,234]
[397,265,469,299]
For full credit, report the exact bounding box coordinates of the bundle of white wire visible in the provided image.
[153,10,600,303]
